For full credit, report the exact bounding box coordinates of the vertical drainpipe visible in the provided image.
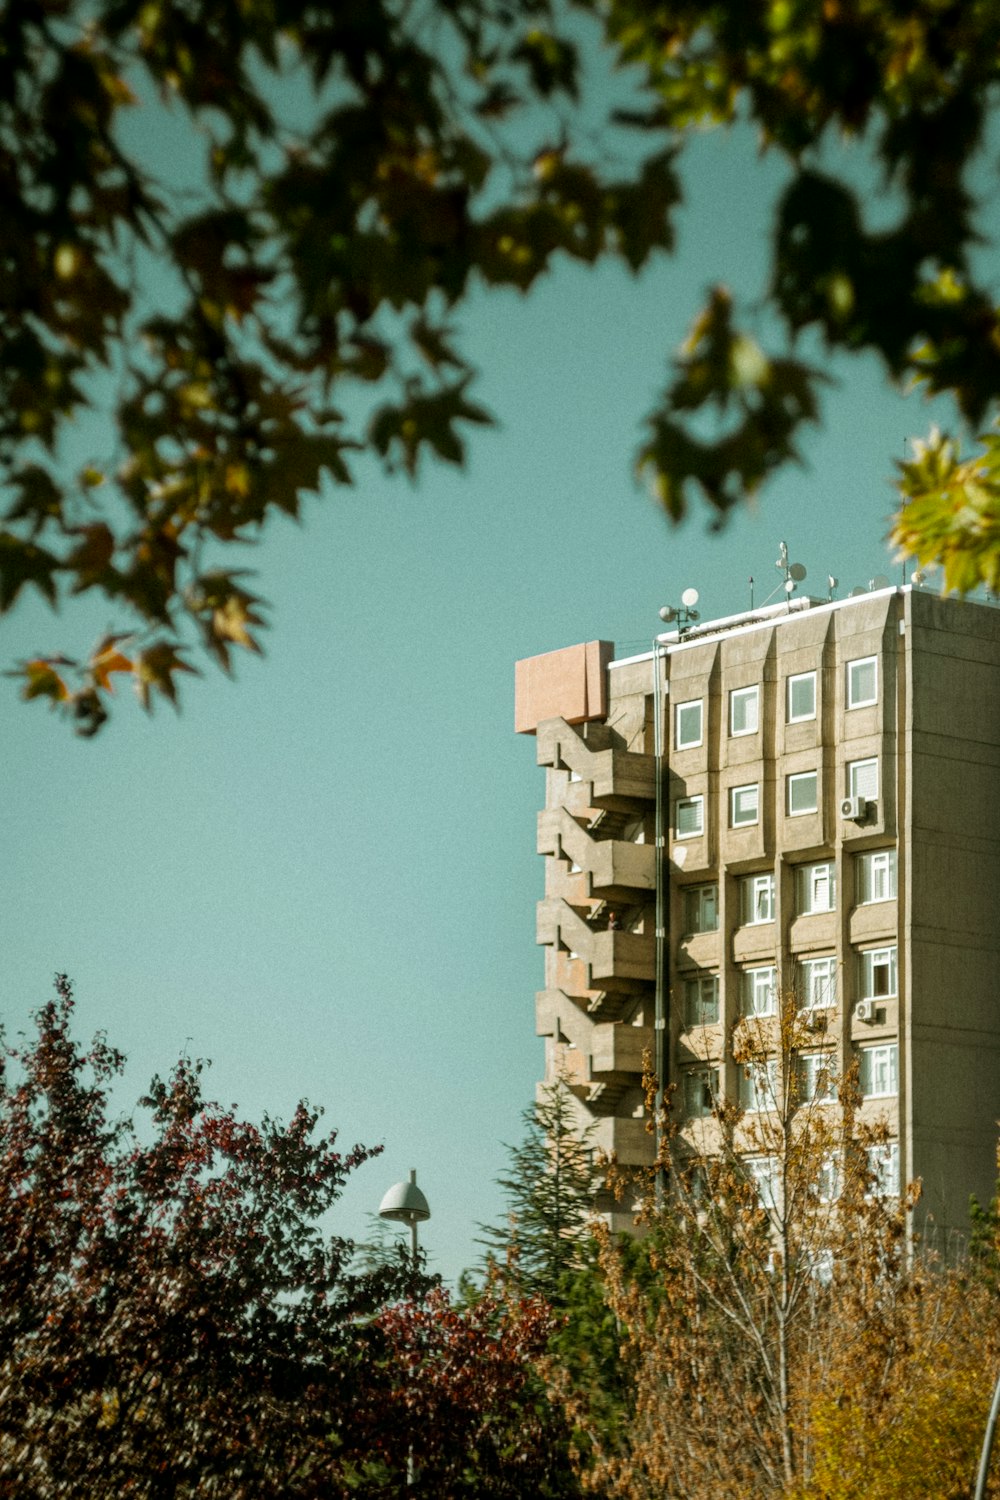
[652,637,668,1206]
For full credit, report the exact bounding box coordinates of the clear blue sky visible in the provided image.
[0,65,977,1280]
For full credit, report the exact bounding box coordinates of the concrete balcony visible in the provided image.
[537,806,656,901]
[536,898,655,987]
[536,716,655,810]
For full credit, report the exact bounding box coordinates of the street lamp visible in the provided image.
[378,1169,430,1267]
[379,1170,430,1491]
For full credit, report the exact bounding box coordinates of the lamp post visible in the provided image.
[379,1171,430,1490]
[378,1169,431,1267]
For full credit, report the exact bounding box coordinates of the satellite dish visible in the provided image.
[789,562,807,582]
[827,576,838,591]
[911,569,925,586]
[659,605,677,623]
[784,578,796,593]
[850,586,866,598]
[870,574,890,591]
[775,541,788,569]
[681,586,700,608]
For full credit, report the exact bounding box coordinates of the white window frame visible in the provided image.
[798,1051,838,1104]
[787,771,818,816]
[730,783,759,828]
[683,884,719,935]
[675,795,704,839]
[684,1067,719,1119]
[857,848,896,904]
[730,685,760,737]
[795,861,836,915]
[674,699,703,750]
[787,670,817,723]
[848,758,879,802]
[684,975,720,1028]
[860,1043,898,1099]
[859,946,897,999]
[799,955,837,1010]
[742,966,777,1018]
[847,656,878,708]
[866,1142,900,1198]
[740,872,775,925]
[815,1155,841,1204]
[739,1058,779,1113]
[746,1155,781,1212]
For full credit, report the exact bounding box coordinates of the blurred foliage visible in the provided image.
[5,0,1000,730]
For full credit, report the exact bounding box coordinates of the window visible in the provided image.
[746,1155,781,1212]
[675,795,704,839]
[815,1156,840,1204]
[742,966,777,1018]
[798,1052,838,1103]
[740,873,775,925]
[739,1058,779,1113]
[859,946,897,999]
[795,861,836,915]
[730,783,759,828]
[866,1142,900,1197]
[675,700,703,749]
[684,1067,719,1119]
[859,1043,898,1098]
[787,671,817,722]
[684,975,720,1027]
[847,656,878,708]
[787,771,818,815]
[799,956,837,1010]
[730,685,759,736]
[848,758,879,802]
[857,849,897,904]
[683,884,719,934]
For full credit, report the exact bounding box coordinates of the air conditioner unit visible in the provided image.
[855,1000,878,1024]
[840,795,867,820]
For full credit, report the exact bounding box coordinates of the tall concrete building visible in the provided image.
[515,586,1000,1238]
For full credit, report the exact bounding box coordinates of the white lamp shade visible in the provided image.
[379,1176,430,1225]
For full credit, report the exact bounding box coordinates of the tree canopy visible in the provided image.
[5,0,1000,730]
[0,977,573,1497]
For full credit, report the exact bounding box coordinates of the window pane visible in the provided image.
[848,657,878,707]
[676,797,704,837]
[860,1044,898,1097]
[684,885,719,934]
[800,957,836,1009]
[675,700,702,749]
[849,759,879,800]
[858,849,896,903]
[742,873,775,924]
[796,861,836,914]
[799,1052,837,1102]
[731,686,759,735]
[788,772,818,815]
[684,1069,718,1118]
[731,784,759,827]
[860,947,897,999]
[743,967,777,1017]
[684,976,719,1027]
[788,672,816,721]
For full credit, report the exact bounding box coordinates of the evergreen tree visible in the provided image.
[478,1076,598,1303]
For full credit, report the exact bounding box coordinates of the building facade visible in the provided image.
[515,587,1000,1239]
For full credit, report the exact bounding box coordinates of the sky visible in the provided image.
[0,35,984,1282]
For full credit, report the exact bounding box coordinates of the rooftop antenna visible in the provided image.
[827,575,839,602]
[659,586,701,637]
[761,541,807,608]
